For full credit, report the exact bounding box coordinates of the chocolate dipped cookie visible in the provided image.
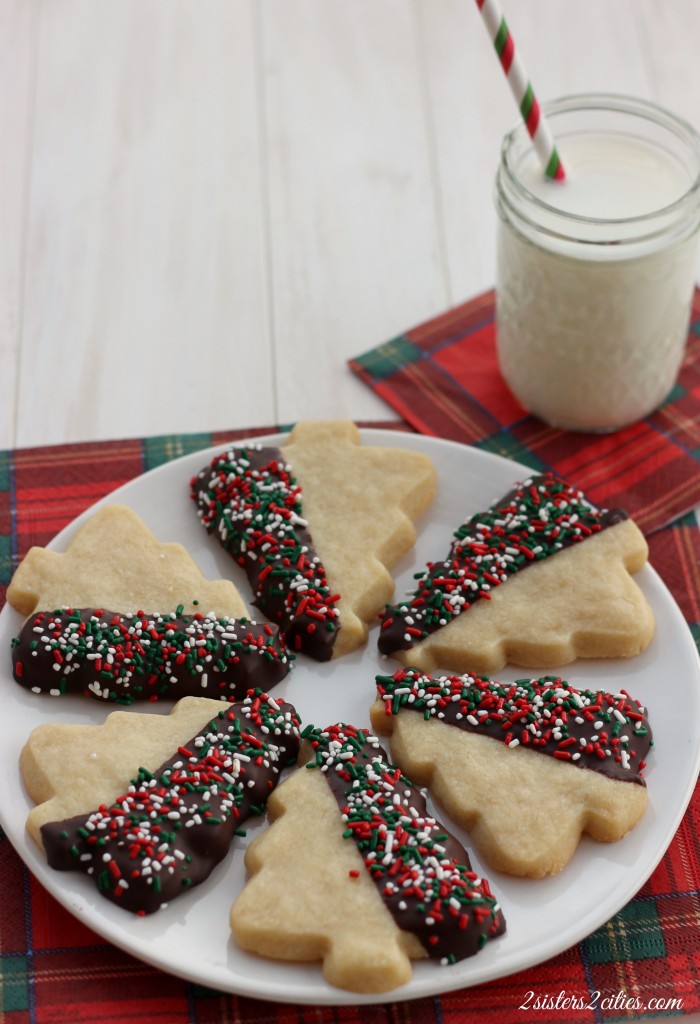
[378,471,654,673]
[371,668,652,878]
[7,505,292,702]
[21,690,302,914]
[191,420,437,661]
[231,722,505,993]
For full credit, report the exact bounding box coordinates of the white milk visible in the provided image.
[495,96,700,432]
[519,134,688,219]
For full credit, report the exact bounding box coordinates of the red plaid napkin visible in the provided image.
[350,288,700,535]
[1,391,700,1018]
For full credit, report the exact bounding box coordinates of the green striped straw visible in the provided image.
[475,0,565,180]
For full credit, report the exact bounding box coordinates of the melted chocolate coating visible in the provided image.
[308,724,505,963]
[379,472,629,656]
[375,670,652,786]
[41,693,301,914]
[12,608,292,704]
[191,446,340,661]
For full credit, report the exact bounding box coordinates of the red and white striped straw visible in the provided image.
[475,0,565,180]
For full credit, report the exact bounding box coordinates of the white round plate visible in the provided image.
[0,430,698,1006]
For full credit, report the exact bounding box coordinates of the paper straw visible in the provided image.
[475,0,565,180]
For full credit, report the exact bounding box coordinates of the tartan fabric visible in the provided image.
[1,414,700,1017]
[350,288,700,534]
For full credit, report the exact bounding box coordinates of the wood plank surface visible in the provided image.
[0,1,37,448]
[4,0,700,450]
[16,0,273,447]
[262,0,446,426]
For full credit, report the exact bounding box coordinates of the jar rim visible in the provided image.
[500,92,700,230]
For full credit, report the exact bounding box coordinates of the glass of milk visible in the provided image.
[494,94,700,432]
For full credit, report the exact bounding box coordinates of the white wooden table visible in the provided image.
[3,3,700,1019]
[4,0,700,451]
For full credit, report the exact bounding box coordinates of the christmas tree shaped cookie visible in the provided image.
[191,420,437,660]
[20,690,302,914]
[371,669,652,878]
[378,472,654,674]
[21,696,227,846]
[8,505,292,702]
[231,723,505,993]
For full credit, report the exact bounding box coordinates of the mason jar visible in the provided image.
[494,94,700,432]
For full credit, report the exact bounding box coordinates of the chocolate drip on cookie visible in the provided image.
[378,472,628,655]
[304,723,505,963]
[12,607,292,704]
[41,691,302,914]
[375,669,652,785]
[191,446,340,661]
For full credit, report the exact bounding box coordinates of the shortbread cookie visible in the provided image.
[371,669,652,878]
[190,420,437,660]
[7,504,250,620]
[7,505,292,701]
[231,723,505,993]
[21,690,301,913]
[378,472,654,673]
